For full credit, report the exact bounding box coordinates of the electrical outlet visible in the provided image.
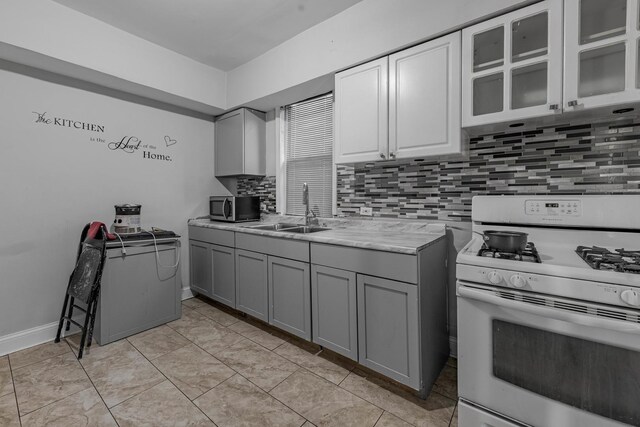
[360,207,373,216]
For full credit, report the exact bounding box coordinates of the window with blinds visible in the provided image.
[284,93,333,217]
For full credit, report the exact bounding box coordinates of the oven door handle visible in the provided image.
[458,285,640,334]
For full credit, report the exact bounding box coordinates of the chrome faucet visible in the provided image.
[302,182,316,226]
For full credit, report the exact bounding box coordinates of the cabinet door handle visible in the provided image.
[568,100,578,107]
[389,152,396,158]
[549,104,559,111]
[379,153,386,159]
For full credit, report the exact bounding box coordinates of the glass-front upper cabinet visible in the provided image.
[564,0,640,110]
[462,0,563,127]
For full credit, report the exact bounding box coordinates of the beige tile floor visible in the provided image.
[0,297,458,426]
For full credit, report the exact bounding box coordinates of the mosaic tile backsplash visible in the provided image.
[237,175,277,213]
[234,117,640,222]
[337,117,640,222]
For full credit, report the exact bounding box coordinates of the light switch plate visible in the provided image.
[360,207,373,216]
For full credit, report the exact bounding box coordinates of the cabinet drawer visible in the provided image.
[310,243,417,284]
[236,233,309,262]
[188,225,235,247]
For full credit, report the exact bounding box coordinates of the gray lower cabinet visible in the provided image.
[311,265,358,361]
[189,225,447,395]
[357,274,419,389]
[210,244,236,307]
[268,256,311,340]
[235,249,269,321]
[189,240,212,297]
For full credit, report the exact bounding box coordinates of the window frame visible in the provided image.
[276,94,336,217]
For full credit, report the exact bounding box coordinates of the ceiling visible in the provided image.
[52,0,362,71]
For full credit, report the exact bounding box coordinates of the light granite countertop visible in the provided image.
[188,215,446,255]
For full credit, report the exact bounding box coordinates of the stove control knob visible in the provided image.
[510,274,527,288]
[621,290,640,307]
[487,270,503,284]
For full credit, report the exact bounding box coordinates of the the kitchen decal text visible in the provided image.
[33,111,105,133]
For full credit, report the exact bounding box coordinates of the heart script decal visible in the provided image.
[164,135,177,147]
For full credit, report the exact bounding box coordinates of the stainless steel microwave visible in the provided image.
[209,196,260,222]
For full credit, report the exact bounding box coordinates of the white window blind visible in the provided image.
[284,93,333,217]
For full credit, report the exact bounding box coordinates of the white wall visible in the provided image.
[0,0,227,113]
[0,65,226,347]
[1,0,534,114]
[227,0,534,109]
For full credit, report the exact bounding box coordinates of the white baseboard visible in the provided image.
[181,287,195,300]
[0,321,79,357]
[449,336,458,358]
[1,289,196,357]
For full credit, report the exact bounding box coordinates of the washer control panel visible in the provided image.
[525,199,582,216]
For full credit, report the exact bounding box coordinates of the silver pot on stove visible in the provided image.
[483,230,528,253]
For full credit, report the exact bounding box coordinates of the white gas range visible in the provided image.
[456,195,640,427]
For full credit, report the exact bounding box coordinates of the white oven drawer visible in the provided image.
[457,281,640,427]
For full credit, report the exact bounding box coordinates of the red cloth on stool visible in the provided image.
[87,221,116,240]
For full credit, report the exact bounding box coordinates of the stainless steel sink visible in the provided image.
[245,223,330,234]
[247,223,299,231]
[281,226,331,234]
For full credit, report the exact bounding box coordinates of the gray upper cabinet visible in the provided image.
[189,240,212,297]
[235,249,269,321]
[210,244,236,308]
[268,256,311,340]
[214,108,266,177]
[335,31,462,164]
[389,32,462,159]
[334,57,389,163]
[357,274,419,389]
[311,265,358,361]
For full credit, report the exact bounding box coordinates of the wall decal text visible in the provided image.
[108,136,142,153]
[31,109,175,163]
[32,111,105,132]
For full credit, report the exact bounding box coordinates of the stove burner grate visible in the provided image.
[576,246,640,274]
[478,242,541,263]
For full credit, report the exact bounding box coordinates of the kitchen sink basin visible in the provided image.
[281,226,331,234]
[245,223,330,234]
[247,223,299,231]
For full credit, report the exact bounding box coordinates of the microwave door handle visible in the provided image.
[458,284,640,334]
[223,198,230,220]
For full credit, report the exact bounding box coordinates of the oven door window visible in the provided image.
[493,320,640,425]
